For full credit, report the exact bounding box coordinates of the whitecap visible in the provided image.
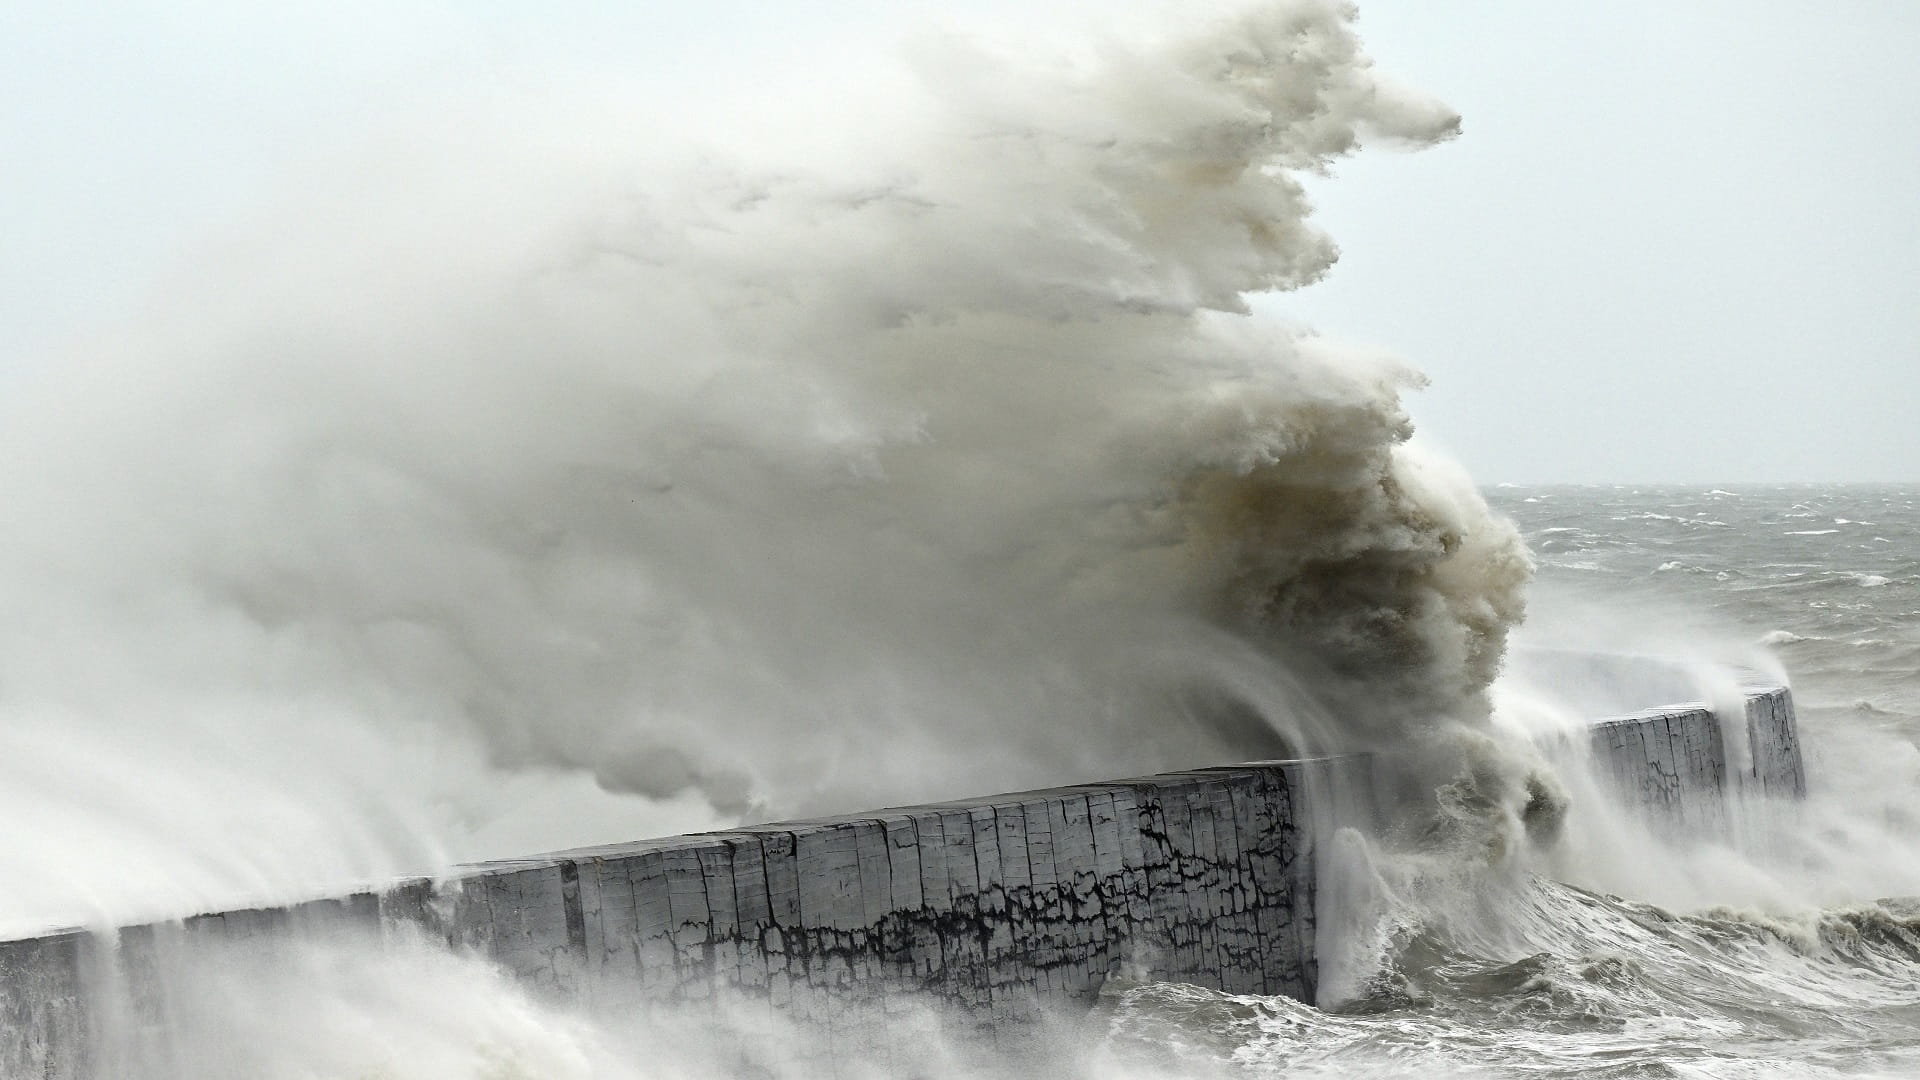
[1824,571,1893,588]
[1547,559,1604,572]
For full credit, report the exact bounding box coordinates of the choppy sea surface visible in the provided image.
[1494,484,1920,739]
[19,486,1920,1080]
[1090,484,1920,1079]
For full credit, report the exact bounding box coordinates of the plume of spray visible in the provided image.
[0,0,1536,934]
[1491,590,1920,914]
[1306,568,1920,1014]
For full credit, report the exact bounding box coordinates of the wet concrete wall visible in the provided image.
[1,755,1371,1077]
[0,678,1807,1077]
[1586,682,1805,834]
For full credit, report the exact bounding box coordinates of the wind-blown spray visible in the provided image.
[0,0,1529,933]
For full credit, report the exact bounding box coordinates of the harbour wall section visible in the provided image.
[1587,681,1804,834]
[0,678,1806,1077]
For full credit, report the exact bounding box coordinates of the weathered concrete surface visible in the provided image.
[1586,682,1805,835]
[409,754,1369,1017]
[0,933,86,1080]
[1741,684,1807,799]
[0,676,1806,1076]
[0,755,1374,1075]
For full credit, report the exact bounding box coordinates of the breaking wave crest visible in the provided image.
[10,5,1920,1079]
[0,0,1530,929]
[1099,876,1920,1079]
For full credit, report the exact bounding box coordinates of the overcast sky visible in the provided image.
[3,1,1914,484]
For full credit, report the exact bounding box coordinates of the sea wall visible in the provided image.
[0,675,1806,1077]
[413,754,1374,1023]
[0,755,1374,1077]
[1586,682,1805,835]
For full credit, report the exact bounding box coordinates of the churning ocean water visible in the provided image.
[6,3,1912,1073]
[1085,484,1920,1080]
[47,488,1918,1080]
[1494,485,1920,742]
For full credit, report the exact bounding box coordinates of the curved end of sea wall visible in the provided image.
[0,670,1805,1076]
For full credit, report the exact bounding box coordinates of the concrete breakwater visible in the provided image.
[1588,682,1804,835]
[0,675,1806,1077]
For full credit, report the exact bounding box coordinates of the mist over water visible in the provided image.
[1208,484,1920,1079]
[7,1,1920,1077]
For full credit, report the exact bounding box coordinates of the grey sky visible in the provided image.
[1279,2,1920,484]
[3,1,1914,483]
